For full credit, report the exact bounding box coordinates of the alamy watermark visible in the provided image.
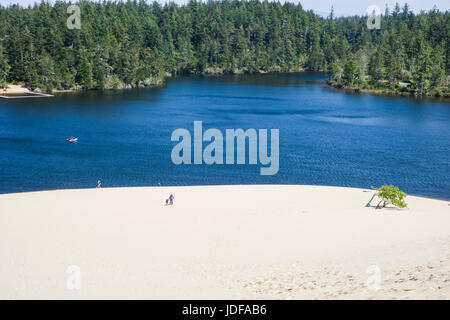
[171,121,279,175]
[66,265,81,290]
[67,5,81,30]
[366,5,381,30]
[366,265,381,291]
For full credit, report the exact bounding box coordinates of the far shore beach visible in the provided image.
[1,84,31,95]
[0,84,74,95]
[0,185,449,299]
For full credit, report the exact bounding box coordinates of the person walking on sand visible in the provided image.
[97,180,102,188]
[169,194,174,205]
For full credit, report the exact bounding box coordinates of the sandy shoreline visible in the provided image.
[1,84,31,94]
[0,185,449,299]
[0,84,75,95]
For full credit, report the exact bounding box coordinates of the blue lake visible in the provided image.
[0,72,449,199]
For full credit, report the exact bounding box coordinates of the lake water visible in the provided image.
[0,72,449,199]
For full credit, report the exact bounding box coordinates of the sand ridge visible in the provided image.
[0,185,449,299]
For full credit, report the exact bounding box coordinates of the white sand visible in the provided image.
[0,185,449,299]
[1,84,30,94]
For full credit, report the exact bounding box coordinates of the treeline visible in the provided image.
[327,4,449,96]
[0,1,448,96]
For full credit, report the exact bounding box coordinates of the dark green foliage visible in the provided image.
[0,1,447,95]
[0,44,9,88]
[327,4,448,96]
[343,56,362,86]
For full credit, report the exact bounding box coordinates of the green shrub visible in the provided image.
[371,185,407,209]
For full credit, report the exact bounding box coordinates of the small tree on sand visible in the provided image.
[368,185,407,209]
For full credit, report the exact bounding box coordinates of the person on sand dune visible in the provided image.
[169,194,174,205]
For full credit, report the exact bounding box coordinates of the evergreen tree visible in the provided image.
[343,56,362,86]
[0,44,10,89]
[78,52,93,89]
[368,48,386,82]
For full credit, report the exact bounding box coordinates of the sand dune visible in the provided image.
[0,185,449,299]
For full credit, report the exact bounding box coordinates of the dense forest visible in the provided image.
[0,0,448,96]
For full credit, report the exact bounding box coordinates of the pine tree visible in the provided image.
[0,44,10,89]
[78,53,93,89]
[343,56,362,86]
[368,48,386,82]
